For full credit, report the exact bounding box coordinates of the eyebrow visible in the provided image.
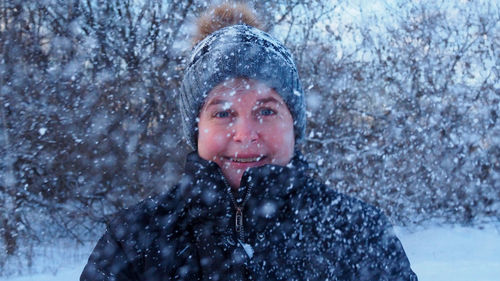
[204,98,230,109]
[205,96,282,108]
[255,97,282,105]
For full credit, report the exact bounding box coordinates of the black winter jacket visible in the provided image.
[81,152,417,281]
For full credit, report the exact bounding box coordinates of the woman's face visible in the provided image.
[198,78,295,189]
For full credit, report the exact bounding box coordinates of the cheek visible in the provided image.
[211,133,229,148]
[280,127,295,153]
[266,122,294,155]
[198,127,230,158]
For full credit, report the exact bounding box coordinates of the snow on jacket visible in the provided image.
[80,152,418,281]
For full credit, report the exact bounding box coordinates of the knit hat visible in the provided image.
[179,5,305,150]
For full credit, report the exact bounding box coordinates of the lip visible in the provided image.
[229,156,265,163]
[222,154,268,169]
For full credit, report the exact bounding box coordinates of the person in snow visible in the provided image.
[81,3,417,281]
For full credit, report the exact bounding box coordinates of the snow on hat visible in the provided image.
[179,3,305,150]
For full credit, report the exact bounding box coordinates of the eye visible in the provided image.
[259,108,276,116]
[214,110,231,118]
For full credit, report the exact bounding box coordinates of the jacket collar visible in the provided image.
[184,151,221,177]
[185,150,309,172]
[184,150,310,190]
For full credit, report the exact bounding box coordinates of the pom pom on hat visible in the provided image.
[179,2,306,150]
[193,2,264,46]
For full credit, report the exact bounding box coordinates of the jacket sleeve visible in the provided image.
[80,227,140,281]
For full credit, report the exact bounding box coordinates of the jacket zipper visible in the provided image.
[219,171,255,263]
[219,171,252,242]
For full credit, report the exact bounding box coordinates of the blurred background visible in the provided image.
[0,0,499,275]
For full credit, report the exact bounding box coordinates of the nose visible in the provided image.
[232,117,259,144]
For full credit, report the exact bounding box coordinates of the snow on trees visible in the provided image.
[0,0,498,275]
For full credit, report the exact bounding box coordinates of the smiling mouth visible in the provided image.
[228,156,265,163]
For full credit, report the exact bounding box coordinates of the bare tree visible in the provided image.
[0,0,499,271]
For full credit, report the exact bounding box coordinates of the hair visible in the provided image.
[192,2,264,46]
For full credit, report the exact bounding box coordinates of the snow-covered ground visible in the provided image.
[1,224,499,281]
[395,223,500,281]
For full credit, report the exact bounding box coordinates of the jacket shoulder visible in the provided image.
[303,179,387,224]
[303,179,417,280]
[103,185,189,244]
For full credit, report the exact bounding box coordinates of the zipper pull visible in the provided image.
[235,207,243,233]
[238,240,254,259]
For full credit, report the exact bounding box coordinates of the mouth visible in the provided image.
[229,156,265,163]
